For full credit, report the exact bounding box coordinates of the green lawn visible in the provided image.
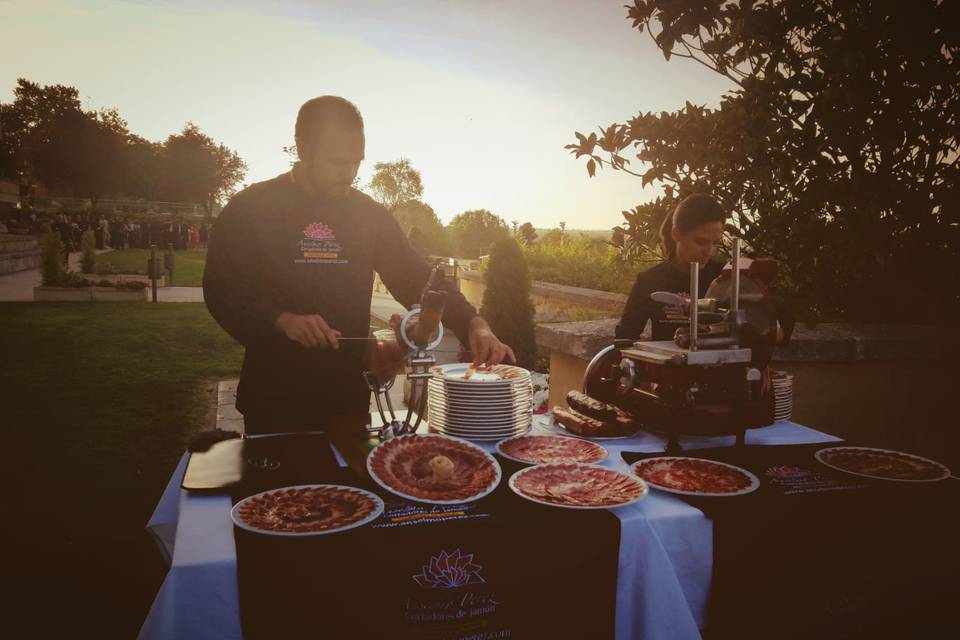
[95,248,208,286]
[0,302,243,637]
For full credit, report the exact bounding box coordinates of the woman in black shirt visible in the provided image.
[616,194,726,341]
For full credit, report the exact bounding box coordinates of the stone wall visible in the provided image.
[536,319,959,470]
[0,234,41,275]
[458,270,625,322]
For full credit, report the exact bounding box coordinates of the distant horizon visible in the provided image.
[1,0,732,228]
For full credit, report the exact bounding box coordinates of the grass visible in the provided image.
[95,248,208,286]
[0,302,244,637]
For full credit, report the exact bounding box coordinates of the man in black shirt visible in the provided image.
[203,96,514,433]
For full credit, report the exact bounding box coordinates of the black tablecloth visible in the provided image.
[231,435,621,640]
[623,444,960,639]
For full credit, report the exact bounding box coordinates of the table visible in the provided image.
[138,418,839,640]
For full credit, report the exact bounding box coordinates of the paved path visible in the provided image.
[0,249,106,301]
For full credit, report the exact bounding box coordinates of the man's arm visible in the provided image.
[371,211,515,365]
[202,198,283,348]
[372,212,476,345]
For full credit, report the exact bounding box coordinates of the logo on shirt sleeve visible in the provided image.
[296,222,347,264]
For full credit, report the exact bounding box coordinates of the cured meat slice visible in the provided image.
[631,457,758,495]
[233,485,382,534]
[815,447,949,482]
[498,435,606,465]
[509,463,647,508]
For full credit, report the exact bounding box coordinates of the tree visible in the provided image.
[370,158,423,212]
[480,237,537,369]
[0,78,83,200]
[124,135,166,201]
[446,209,509,259]
[407,226,429,257]
[32,107,129,207]
[392,199,451,256]
[163,123,246,214]
[518,222,538,246]
[540,228,563,246]
[566,0,960,322]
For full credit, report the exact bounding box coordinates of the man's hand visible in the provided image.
[468,316,516,367]
[274,312,341,349]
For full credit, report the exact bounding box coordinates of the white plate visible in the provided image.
[427,387,533,402]
[430,363,531,384]
[429,412,532,425]
[430,422,530,438]
[434,426,530,439]
[508,463,648,510]
[428,400,532,414]
[366,433,502,504]
[630,457,760,497]
[429,392,532,403]
[547,420,642,441]
[814,446,951,483]
[433,418,531,432]
[496,434,608,466]
[231,484,384,537]
[428,412,532,427]
[429,399,532,410]
[430,421,532,436]
[429,377,531,388]
[430,427,530,441]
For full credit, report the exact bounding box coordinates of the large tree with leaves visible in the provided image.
[369,158,424,212]
[567,0,959,322]
[447,209,510,259]
[31,107,129,207]
[0,79,84,200]
[392,199,451,256]
[163,123,246,214]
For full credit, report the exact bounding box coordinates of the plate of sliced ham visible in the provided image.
[508,463,648,509]
[497,434,607,465]
[367,434,501,504]
[631,457,759,496]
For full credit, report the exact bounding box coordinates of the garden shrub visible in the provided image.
[480,237,537,369]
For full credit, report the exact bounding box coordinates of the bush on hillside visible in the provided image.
[522,235,641,294]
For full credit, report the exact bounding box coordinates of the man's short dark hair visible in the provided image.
[295,96,364,149]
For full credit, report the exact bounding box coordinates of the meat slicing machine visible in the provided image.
[583,239,779,451]
[363,268,447,440]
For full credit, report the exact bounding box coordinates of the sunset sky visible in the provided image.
[1,0,732,229]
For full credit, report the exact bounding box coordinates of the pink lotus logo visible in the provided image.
[303,222,335,239]
[413,549,485,589]
[766,465,810,479]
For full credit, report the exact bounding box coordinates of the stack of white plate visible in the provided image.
[427,363,533,442]
[772,371,793,422]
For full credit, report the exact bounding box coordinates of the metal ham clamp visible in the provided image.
[363,267,447,440]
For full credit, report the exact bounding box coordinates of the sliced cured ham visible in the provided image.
[509,463,647,508]
[367,434,501,503]
[232,485,383,535]
[631,457,758,496]
[497,435,607,465]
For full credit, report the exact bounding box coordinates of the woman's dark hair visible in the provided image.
[659,193,727,259]
[295,96,364,157]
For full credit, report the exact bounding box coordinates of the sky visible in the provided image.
[1,0,733,229]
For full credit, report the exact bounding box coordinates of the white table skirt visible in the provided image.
[139,419,839,640]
